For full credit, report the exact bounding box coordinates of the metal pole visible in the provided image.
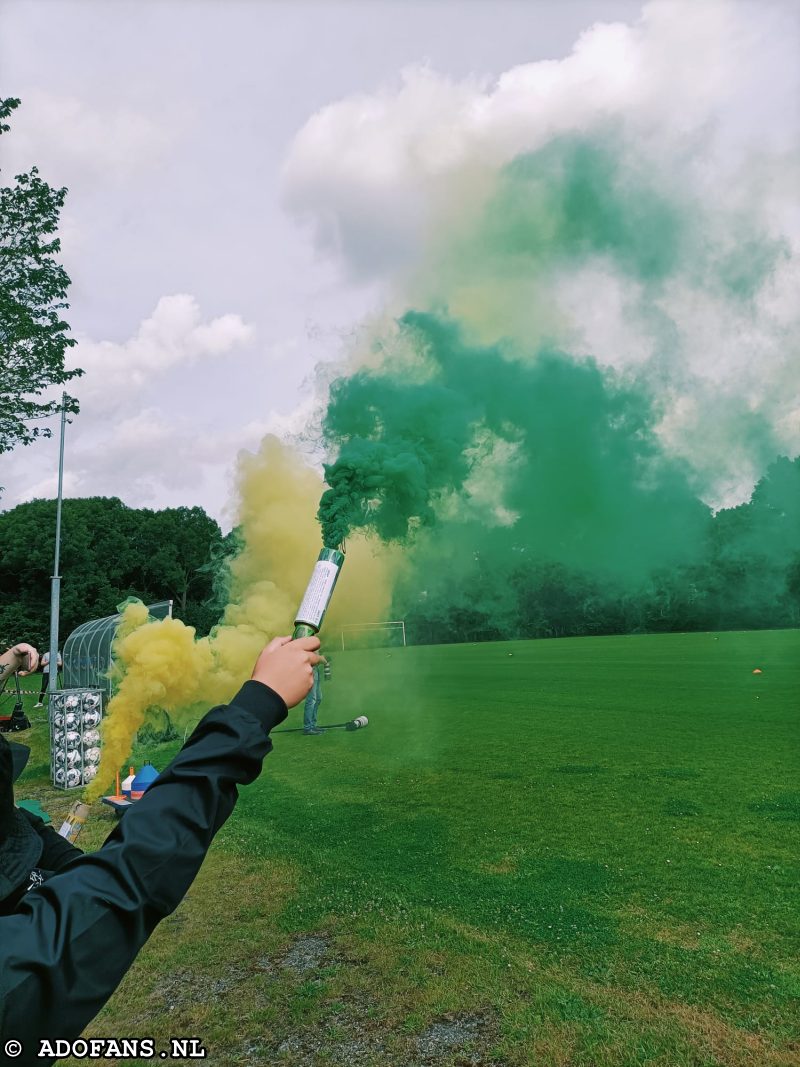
[48,395,67,697]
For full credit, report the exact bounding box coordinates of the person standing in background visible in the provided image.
[303,655,330,735]
[34,650,62,709]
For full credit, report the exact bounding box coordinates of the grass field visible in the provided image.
[10,629,800,1066]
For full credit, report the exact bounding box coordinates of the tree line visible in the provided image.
[0,497,224,650]
[1,455,797,655]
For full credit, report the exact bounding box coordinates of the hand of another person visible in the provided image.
[251,635,322,708]
[12,642,39,675]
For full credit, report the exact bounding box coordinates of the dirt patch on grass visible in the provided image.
[415,1012,496,1064]
[281,934,333,974]
[269,1023,381,1066]
[151,931,340,1010]
[219,933,501,1066]
[251,1008,499,1067]
[152,964,250,1010]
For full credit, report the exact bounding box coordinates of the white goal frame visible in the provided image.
[340,621,406,651]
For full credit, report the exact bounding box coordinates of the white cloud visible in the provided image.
[281,0,800,506]
[3,89,172,184]
[0,296,259,521]
[23,469,82,504]
[282,1,799,277]
[69,294,255,412]
[66,408,254,500]
[1,89,179,283]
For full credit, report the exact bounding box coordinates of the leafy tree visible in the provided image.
[132,506,224,632]
[0,497,224,649]
[0,97,80,460]
[197,526,244,619]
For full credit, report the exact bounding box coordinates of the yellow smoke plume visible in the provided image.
[85,436,393,800]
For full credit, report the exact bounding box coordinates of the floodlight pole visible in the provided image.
[48,394,67,696]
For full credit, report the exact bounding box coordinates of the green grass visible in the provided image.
[11,629,800,1066]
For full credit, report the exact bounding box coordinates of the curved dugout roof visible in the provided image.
[63,601,172,694]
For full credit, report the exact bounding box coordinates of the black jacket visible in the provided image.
[0,680,287,1064]
[0,808,84,916]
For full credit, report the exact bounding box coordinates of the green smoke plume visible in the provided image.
[471,133,787,296]
[317,132,798,638]
[320,312,710,582]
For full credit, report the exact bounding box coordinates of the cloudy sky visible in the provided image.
[0,0,797,527]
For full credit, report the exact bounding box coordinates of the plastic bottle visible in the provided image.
[58,801,91,843]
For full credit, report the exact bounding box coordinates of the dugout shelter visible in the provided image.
[62,600,173,696]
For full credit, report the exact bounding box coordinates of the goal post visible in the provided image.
[340,621,406,651]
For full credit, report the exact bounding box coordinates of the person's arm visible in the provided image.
[0,680,286,1054]
[0,815,82,918]
[13,643,39,676]
[18,807,83,872]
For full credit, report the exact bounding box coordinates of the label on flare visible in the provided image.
[295,560,340,628]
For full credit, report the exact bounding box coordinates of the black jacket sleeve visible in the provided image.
[19,808,84,872]
[0,681,287,1063]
